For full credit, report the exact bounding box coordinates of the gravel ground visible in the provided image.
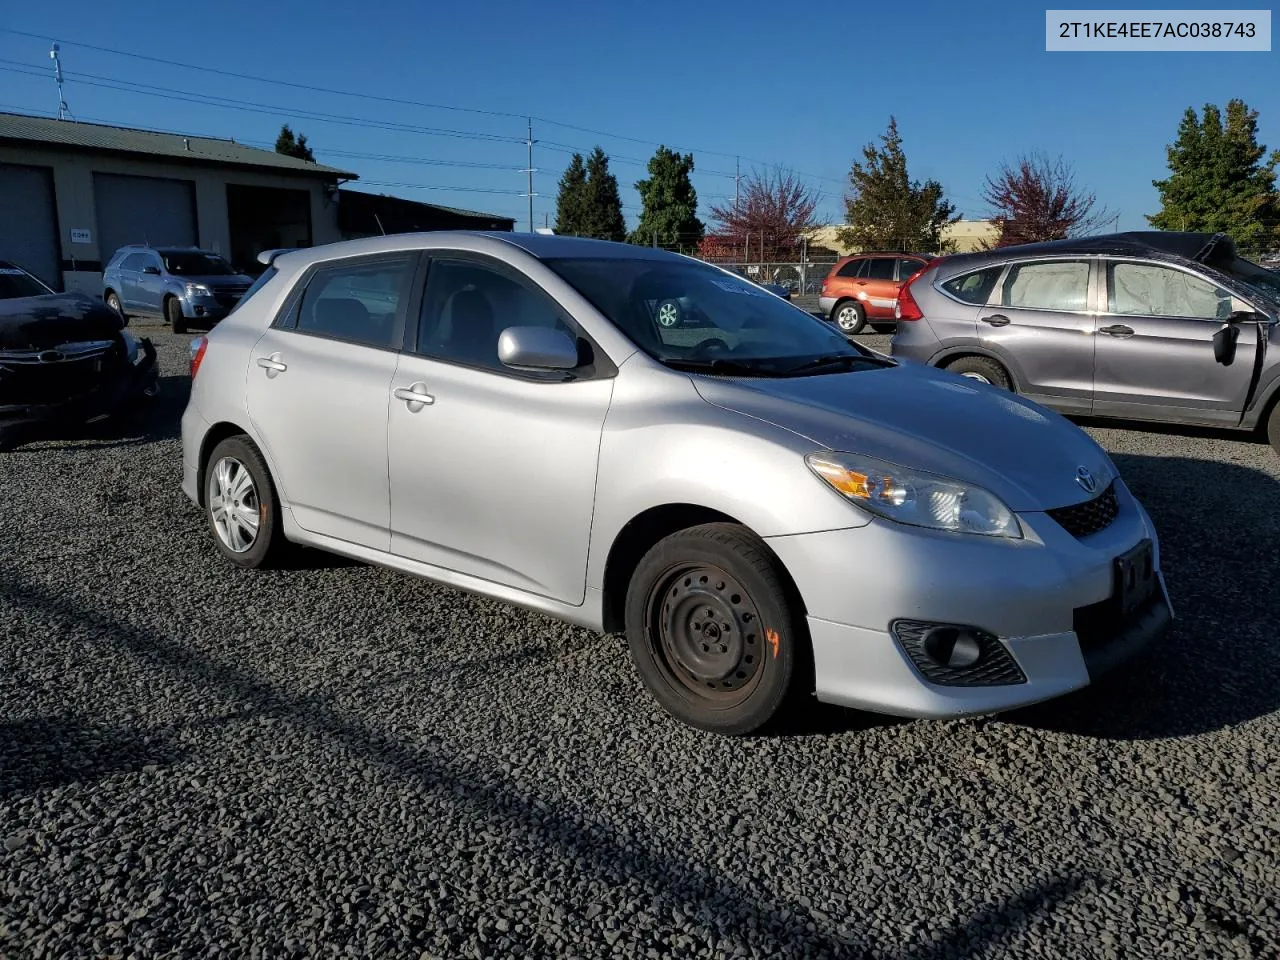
[2,320,1279,959]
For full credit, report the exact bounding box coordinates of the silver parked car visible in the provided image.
[890,231,1280,453]
[181,233,1172,735]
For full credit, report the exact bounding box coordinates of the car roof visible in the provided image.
[936,231,1232,274]
[839,251,932,259]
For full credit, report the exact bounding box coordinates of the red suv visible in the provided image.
[818,253,931,334]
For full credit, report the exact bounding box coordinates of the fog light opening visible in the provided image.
[922,626,983,668]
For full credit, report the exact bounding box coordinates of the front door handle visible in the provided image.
[256,353,287,375]
[394,382,435,410]
[1099,324,1135,338]
[981,314,1011,326]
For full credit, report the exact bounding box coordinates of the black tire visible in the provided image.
[944,355,1012,390]
[624,522,810,736]
[166,297,188,335]
[105,291,126,321]
[204,435,287,569]
[831,299,866,335]
[1267,398,1280,457]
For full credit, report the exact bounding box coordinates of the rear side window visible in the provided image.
[941,266,1003,304]
[293,255,415,349]
[865,257,897,280]
[836,259,865,278]
[1001,260,1090,312]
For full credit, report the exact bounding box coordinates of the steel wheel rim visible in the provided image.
[209,456,262,553]
[837,306,859,330]
[960,371,991,384]
[657,302,679,327]
[645,563,766,702]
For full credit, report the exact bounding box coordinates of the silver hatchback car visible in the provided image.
[890,231,1280,454]
[181,233,1172,735]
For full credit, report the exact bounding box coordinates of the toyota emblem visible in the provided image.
[1075,466,1098,493]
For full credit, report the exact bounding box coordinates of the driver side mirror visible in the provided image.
[497,326,579,371]
[1213,324,1240,365]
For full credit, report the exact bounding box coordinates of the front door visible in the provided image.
[976,257,1096,414]
[118,252,146,310]
[135,252,167,315]
[387,253,614,605]
[244,251,417,549]
[1092,258,1260,425]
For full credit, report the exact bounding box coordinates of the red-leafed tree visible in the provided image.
[981,153,1111,247]
[703,166,820,261]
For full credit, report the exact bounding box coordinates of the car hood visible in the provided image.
[0,293,124,351]
[183,274,253,288]
[691,362,1115,512]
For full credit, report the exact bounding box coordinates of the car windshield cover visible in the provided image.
[163,252,235,276]
[0,265,53,299]
[544,257,887,376]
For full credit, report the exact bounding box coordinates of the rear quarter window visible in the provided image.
[941,266,1003,304]
[229,266,278,316]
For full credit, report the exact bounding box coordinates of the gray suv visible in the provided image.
[103,245,254,334]
[890,231,1280,453]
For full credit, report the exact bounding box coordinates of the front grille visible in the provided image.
[891,619,1027,686]
[0,339,119,405]
[1047,481,1119,538]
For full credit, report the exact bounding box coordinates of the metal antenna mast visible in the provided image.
[522,119,537,233]
[50,43,70,120]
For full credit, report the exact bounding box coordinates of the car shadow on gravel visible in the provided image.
[0,716,183,799]
[1005,453,1280,741]
[3,563,1097,958]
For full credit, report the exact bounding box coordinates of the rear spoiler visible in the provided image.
[256,248,297,268]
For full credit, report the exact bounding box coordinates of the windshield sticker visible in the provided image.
[710,277,768,297]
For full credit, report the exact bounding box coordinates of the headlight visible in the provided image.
[805,451,1022,539]
[185,283,212,297]
[120,328,140,365]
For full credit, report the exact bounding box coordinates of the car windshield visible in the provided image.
[0,265,53,299]
[162,251,235,276]
[545,256,888,377]
[1209,255,1280,310]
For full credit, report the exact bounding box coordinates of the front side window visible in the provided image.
[1108,262,1234,320]
[546,257,887,378]
[1001,260,1091,312]
[941,266,1003,304]
[162,251,235,276]
[294,256,413,349]
[121,253,149,272]
[417,258,580,373]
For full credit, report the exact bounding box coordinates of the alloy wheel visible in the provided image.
[960,372,992,384]
[209,456,261,553]
[657,302,680,327]
[836,306,859,331]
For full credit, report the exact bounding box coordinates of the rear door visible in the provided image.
[860,256,900,319]
[245,251,418,549]
[975,257,1096,414]
[1092,258,1261,425]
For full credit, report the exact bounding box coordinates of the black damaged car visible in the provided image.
[0,260,159,450]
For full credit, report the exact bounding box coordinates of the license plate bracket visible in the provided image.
[1115,538,1156,616]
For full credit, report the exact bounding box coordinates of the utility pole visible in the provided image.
[50,43,69,120]
[522,119,537,233]
[735,156,741,213]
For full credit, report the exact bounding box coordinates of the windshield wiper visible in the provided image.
[660,357,786,377]
[782,353,896,376]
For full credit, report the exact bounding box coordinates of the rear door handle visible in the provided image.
[256,353,287,374]
[394,382,434,410]
[1099,324,1135,338]
[981,314,1011,327]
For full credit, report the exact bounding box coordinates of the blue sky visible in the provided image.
[0,0,1275,233]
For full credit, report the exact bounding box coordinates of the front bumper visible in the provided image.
[180,295,235,322]
[0,338,159,446]
[765,480,1173,718]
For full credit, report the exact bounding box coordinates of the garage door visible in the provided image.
[94,172,198,266]
[0,162,61,289]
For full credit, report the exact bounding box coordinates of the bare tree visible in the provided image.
[981,153,1111,247]
[704,167,820,261]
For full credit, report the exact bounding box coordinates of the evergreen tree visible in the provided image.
[274,124,315,162]
[838,116,958,252]
[554,153,589,236]
[1147,99,1280,251]
[628,146,704,250]
[581,147,627,242]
